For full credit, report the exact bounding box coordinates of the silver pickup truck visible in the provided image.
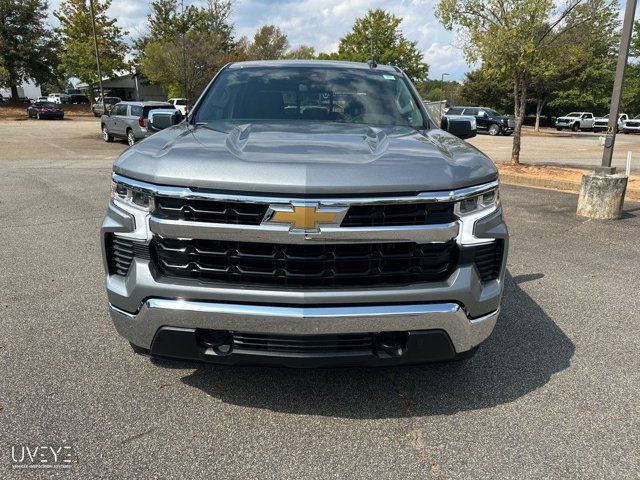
[101,60,508,367]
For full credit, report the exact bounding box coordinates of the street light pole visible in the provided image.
[181,0,189,111]
[89,0,105,112]
[439,72,449,120]
[601,0,637,173]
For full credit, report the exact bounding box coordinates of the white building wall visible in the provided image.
[0,79,42,99]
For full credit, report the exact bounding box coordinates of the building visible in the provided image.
[79,74,167,102]
[0,79,42,100]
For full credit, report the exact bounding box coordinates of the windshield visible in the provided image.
[485,109,501,117]
[565,112,581,117]
[195,66,425,128]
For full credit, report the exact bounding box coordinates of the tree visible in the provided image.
[244,25,289,60]
[55,0,128,87]
[437,0,618,164]
[0,0,59,98]
[460,68,513,112]
[283,45,316,60]
[137,0,235,100]
[140,30,229,99]
[328,9,429,82]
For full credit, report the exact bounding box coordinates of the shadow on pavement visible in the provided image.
[170,271,574,418]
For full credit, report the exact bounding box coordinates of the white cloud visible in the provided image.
[48,0,474,80]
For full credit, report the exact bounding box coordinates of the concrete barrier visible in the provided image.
[576,173,628,219]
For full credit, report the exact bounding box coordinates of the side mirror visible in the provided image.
[147,109,183,131]
[440,116,477,139]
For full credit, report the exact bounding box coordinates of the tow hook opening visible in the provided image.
[196,329,233,356]
[373,332,407,357]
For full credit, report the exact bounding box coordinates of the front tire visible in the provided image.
[488,124,501,136]
[556,127,562,131]
[572,123,580,132]
[102,125,113,142]
[126,129,136,146]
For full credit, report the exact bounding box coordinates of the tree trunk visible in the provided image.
[534,97,546,132]
[8,70,19,100]
[511,75,527,165]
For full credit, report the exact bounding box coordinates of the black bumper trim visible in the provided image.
[148,326,461,367]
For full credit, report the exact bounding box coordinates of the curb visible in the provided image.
[499,173,640,200]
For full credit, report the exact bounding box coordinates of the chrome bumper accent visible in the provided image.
[109,300,499,353]
[149,217,459,244]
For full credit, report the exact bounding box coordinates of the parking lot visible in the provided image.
[1,119,639,479]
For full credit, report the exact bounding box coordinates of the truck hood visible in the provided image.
[113,121,498,194]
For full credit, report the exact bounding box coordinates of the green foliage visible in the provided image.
[330,9,429,82]
[460,68,513,112]
[244,25,289,60]
[0,0,60,96]
[436,0,620,163]
[283,45,316,60]
[55,0,128,86]
[137,0,236,99]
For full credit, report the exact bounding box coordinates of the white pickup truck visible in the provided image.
[593,113,628,132]
[556,112,595,132]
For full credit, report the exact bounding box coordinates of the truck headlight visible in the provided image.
[456,187,499,215]
[111,181,154,211]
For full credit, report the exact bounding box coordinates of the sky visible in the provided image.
[46,0,473,80]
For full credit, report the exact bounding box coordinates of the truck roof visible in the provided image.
[227,59,401,73]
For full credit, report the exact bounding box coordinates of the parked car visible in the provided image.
[101,101,176,146]
[35,96,49,103]
[92,97,122,117]
[445,106,514,136]
[47,93,70,104]
[27,101,64,120]
[593,113,628,132]
[556,112,595,131]
[168,98,188,115]
[69,93,90,104]
[101,60,507,367]
[621,115,640,134]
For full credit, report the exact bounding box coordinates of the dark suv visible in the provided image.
[446,106,514,136]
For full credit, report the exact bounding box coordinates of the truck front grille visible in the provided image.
[151,237,458,287]
[153,197,455,227]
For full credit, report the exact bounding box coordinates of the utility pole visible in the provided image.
[601,0,637,173]
[89,0,105,112]
[439,72,449,120]
[181,0,189,111]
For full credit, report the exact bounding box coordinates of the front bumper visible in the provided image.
[101,178,508,366]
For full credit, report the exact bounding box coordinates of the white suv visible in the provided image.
[556,112,595,132]
[47,93,70,104]
[167,98,187,115]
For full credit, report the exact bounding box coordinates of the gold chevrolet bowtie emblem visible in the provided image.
[268,205,342,230]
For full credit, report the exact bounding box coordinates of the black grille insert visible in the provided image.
[342,202,455,226]
[105,234,150,276]
[153,197,455,227]
[471,241,504,282]
[151,237,458,287]
[231,332,374,354]
[154,197,268,225]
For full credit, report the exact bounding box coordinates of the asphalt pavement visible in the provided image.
[0,120,639,479]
